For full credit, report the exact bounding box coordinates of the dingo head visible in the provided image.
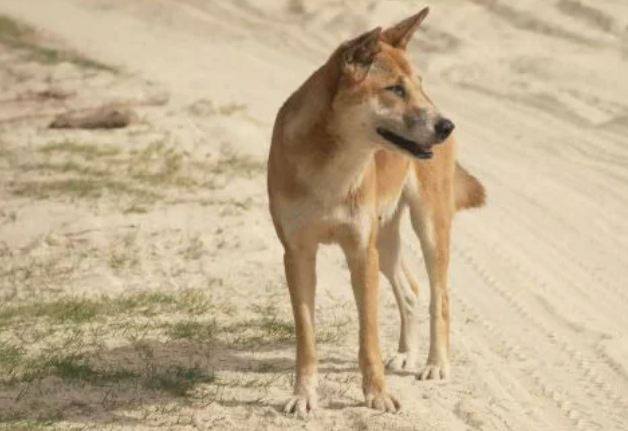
[331,7,453,159]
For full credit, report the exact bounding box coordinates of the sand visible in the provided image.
[0,0,627,430]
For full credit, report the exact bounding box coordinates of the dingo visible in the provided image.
[267,7,485,415]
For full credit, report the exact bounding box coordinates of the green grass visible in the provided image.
[0,420,65,431]
[0,343,26,372]
[12,178,158,200]
[0,14,116,72]
[128,141,199,188]
[167,320,217,340]
[218,103,247,116]
[0,298,101,325]
[46,354,138,386]
[144,365,214,396]
[3,350,213,396]
[8,137,265,206]
[0,290,209,327]
[39,141,121,159]
[0,15,33,41]
[24,161,108,177]
[211,152,266,177]
[221,300,295,346]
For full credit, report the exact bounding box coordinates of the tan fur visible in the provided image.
[455,162,487,210]
[267,7,485,416]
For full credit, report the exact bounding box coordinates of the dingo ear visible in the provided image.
[340,27,382,81]
[382,7,429,49]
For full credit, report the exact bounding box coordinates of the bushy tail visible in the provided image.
[454,163,486,211]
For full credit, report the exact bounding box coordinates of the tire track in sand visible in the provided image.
[454,242,628,431]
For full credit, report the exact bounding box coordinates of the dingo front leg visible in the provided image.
[342,233,400,412]
[283,245,318,417]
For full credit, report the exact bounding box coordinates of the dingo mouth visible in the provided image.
[376,127,433,159]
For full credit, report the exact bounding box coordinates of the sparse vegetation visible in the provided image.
[109,232,140,271]
[218,102,247,116]
[167,319,217,340]
[39,141,121,159]
[12,178,154,200]
[0,290,212,328]
[0,14,116,71]
[6,138,265,207]
[182,236,205,260]
[144,364,214,396]
[0,7,366,431]
[212,149,266,178]
[0,343,25,373]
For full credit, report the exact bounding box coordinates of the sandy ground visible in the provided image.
[0,0,627,430]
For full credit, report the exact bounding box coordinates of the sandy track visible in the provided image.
[1,0,627,430]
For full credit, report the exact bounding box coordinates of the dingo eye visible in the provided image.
[386,84,406,99]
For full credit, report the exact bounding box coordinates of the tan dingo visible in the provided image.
[267,7,485,415]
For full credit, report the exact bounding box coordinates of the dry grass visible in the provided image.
[0,15,115,72]
[19,140,179,202]
[6,138,265,207]
[0,282,324,427]
[0,21,351,430]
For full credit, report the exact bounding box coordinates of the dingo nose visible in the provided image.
[435,118,454,141]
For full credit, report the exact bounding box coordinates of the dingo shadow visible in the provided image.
[0,338,299,426]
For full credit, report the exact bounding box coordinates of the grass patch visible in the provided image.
[24,161,108,177]
[8,138,264,206]
[117,291,178,309]
[223,298,295,346]
[0,290,211,327]
[47,354,138,386]
[0,147,13,159]
[128,141,198,188]
[0,343,25,373]
[0,254,81,301]
[0,298,104,325]
[182,237,204,260]
[12,178,158,200]
[39,141,120,159]
[144,365,214,396]
[109,233,140,271]
[218,103,247,116]
[0,420,63,431]
[167,320,216,340]
[211,151,266,178]
[254,305,295,340]
[0,14,116,72]
[4,350,213,397]
[0,15,33,41]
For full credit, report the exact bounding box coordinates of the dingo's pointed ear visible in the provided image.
[340,27,382,81]
[382,7,429,49]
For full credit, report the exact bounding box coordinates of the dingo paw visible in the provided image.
[385,352,418,372]
[365,391,400,412]
[283,394,317,418]
[416,361,450,381]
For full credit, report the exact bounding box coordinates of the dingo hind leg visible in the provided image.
[378,206,421,373]
[406,164,454,381]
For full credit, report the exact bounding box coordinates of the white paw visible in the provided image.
[283,394,317,418]
[416,361,450,381]
[385,352,418,372]
[365,391,401,412]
